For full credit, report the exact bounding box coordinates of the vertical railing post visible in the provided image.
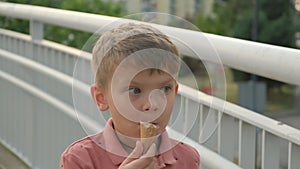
[29,19,44,168]
[288,142,300,169]
[261,130,280,169]
[218,113,238,161]
[30,20,44,41]
[238,121,256,169]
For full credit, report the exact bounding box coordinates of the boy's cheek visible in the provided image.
[111,94,140,119]
[110,90,171,123]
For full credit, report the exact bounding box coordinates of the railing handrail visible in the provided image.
[178,84,300,145]
[1,2,300,85]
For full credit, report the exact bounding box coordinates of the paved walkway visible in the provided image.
[0,143,30,169]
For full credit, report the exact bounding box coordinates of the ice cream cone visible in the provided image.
[140,122,159,154]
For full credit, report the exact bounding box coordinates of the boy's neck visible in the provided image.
[115,130,161,154]
[115,131,138,153]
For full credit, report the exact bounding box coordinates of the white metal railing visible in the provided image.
[0,2,300,169]
[1,2,300,86]
[0,28,241,169]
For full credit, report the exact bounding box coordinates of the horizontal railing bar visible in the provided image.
[157,25,300,86]
[226,103,300,146]
[1,2,300,85]
[167,127,242,169]
[0,2,114,33]
[0,70,101,133]
[0,49,89,93]
[0,28,30,41]
[0,28,91,61]
[179,84,300,146]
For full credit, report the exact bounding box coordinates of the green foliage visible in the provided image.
[0,0,123,49]
[194,0,299,47]
[50,0,123,49]
[0,0,61,34]
[60,0,122,16]
[193,0,299,83]
[0,17,29,34]
[0,0,61,8]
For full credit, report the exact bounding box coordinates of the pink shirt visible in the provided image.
[60,119,200,169]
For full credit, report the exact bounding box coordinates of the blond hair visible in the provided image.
[92,22,180,88]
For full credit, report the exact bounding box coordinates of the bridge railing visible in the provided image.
[0,27,242,169]
[0,2,300,169]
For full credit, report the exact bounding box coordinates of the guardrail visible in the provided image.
[0,2,300,169]
[1,2,300,86]
[0,28,242,169]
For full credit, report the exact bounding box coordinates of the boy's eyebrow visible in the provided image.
[158,78,176,85]
[130,77,175,85]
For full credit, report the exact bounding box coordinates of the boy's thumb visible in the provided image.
[124,141,143,163]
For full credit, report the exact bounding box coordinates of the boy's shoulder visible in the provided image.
[169,138,200,162]
[61,133,104,158]
[60,133,119,168]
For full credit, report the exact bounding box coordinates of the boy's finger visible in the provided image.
[121,141,143,164]
[144,159,157,169]
[125,156,155,169]
[141,143,156,158]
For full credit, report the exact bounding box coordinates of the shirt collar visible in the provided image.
[157,130,177,165]
[102,119,127,165]
[102,118,177,166]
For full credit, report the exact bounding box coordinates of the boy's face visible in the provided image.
[94,69,178,138]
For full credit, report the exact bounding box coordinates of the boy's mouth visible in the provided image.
[150,122,159,126]
[139,121,158,126]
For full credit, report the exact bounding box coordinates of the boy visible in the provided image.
[60,22,200,169]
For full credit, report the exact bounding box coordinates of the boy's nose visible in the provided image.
[142,89,163,112]
[142,101,151,111]
[142,99,158,112]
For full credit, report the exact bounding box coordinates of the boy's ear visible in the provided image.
[175,84,179,94]
[90,84,109,111]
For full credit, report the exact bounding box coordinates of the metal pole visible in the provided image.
[252,1,260,169]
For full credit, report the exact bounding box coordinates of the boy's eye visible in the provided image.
[128,87,141,94]
[160,86,172,93]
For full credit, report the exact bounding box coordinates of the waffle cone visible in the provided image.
[140,122,158,154]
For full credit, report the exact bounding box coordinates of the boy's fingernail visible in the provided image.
[136,140,141,147]
[148,143,156,153]
[151,143,156,149]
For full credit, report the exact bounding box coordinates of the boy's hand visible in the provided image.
[119,141,157,169]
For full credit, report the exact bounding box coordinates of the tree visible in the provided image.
[0,0,123,49]
[194,0,299,82]
[193,0,299,111]
[0,0,62,34]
